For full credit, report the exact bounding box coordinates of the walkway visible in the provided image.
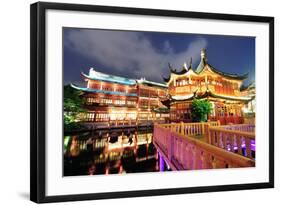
[153,122,255,171]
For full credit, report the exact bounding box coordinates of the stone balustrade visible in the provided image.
[208,126,255,159]
[153,123,255,171]
[160,121,220,136]
[218,124,255,132]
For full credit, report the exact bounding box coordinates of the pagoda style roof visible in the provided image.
[195,61,248,80]
[137,78,168,88]
[82,68,136,86]
[163,49,248,82]
[170,90,253,102]
[170,65,189,75]
[195,49,248,80]
[170,93,196,101]
[240,82,255,91]
[160,99,171,109]
[153,107,170,113]
[162,75,171,83]
[71,84,138,97]
[163,60,192,82]
[207,90,253,102]
[82,68,168,88]
[171,67,188,75]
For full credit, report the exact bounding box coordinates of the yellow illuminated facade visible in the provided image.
[163,49,255,124]
[72,68,170,125]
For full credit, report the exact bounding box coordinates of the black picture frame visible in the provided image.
[30,1,274,203]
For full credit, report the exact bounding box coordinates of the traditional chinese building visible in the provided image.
[163,49,255,124]
[71,68,169,126]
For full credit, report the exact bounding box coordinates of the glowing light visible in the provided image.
[171,93,194,100]
[86,68,136,85]
[109,109,137,121]
[71,84,137,97]
[159,152,165,172]
[242,106,251,113]
[137,78,167,88]
[215,93,252,101]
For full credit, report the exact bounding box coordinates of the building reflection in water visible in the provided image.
[64,128,171,176]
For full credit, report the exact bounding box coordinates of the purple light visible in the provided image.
[227,144,256,152]
[159,152,165,172]
[251,140,256,151]
[251,143,256,151]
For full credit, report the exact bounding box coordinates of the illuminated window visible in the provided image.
[114,100,126,105]
[86,113,95,121]
[86,97,99,105]
[100,98,112,104]
[95,113,109,121]
[127,100,136,105]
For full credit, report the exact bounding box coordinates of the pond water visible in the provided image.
[64,127,171,176]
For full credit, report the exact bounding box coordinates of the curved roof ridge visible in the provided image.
[70,83,138,97]
[137,78,168,88]
[195,58,207,73]
[240,81,255,91]
[170,89,253,102]
[171,67,188,75]
[208,90,254,101]
[162,75,170,83]
[207,63,249,80]
[170,93,196,101]
[195,49,248,80]
[81,69,136,85]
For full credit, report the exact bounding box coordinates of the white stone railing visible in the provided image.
[153,124,255,171]
[208,126,255,159]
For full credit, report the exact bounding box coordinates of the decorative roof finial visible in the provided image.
[189,57,193,68]
[168,62,172,70]
[89,67,96,77]
[183,62,188,70]
[201,48,207,62]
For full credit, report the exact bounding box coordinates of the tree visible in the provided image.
[64,85,86,131]
[190,99,213,122]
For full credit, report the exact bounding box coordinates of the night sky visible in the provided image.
[63,28,255,87]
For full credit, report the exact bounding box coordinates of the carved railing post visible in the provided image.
[207,125,255,158]
[237,135,243,155]
[230,133,235,152]
[167,131,173,161]
[180,121,184,135]
[205,124,209,139]
[222,133,227,149]
[245,137,252,159]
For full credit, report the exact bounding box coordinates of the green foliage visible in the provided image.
[190,99,213,122]
[64,85,86,131]
[64,85,85,112]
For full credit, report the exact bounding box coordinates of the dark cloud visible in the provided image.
[64,29,208,82]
